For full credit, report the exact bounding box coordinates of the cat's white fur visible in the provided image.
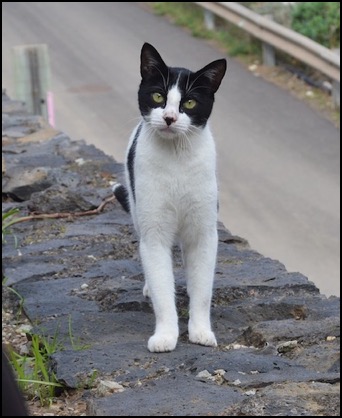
[126,84,218,353]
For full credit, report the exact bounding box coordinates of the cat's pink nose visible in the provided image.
[164,116,176,126]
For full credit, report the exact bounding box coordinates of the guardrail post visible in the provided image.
[262,42,276,67]
[262,15,276,67]
[12,44,51,119]
[204,9,215,30]
[332,48,340,108]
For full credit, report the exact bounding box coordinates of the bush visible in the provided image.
[291,2,340,48]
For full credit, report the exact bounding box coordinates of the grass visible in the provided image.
[68,315,91,351]
[2,207,21,245]
[7,331,64,406]
[2,209,26,315]
[5,316,93,406]
[150,2,261,59]
[3,278,94,406]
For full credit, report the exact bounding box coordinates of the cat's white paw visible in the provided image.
[189,328,217,347]
[147,333,178,352]
[143,283,150,298]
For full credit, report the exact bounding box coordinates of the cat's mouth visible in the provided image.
[155,126,179,138]
[159,126,176,133]
[149,120,185,138]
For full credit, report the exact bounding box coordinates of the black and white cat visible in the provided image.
[113,43,226,352]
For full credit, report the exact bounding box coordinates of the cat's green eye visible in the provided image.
[152,92,165,104]
[183,99,197,110]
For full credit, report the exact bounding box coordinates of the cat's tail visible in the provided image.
[112,183,130,213]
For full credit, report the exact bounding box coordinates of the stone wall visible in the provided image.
[2,91,340,416]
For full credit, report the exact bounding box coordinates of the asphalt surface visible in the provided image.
[2,2,340,296]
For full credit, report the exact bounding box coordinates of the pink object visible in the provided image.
[47,91,55,127]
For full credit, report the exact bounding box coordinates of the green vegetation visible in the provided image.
[68,314,91,351]
[2,207,21,245]
[151,2,261,59]
[150,2,340,57]
[8,330,64,406]
[291,2,340,48]
[2,208,25,311]
[5,316,92,406]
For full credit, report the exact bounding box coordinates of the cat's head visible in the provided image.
[138,43,226,140]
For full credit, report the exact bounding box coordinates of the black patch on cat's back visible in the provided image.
[127,123,142,202]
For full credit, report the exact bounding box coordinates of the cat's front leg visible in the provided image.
[183,230,218,347]
[140,239,179,352]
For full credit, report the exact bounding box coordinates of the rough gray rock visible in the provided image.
[2,92,340,416]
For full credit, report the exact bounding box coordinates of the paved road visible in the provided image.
[2,2,340,296]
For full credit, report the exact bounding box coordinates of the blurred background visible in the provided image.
[2,2,340,297]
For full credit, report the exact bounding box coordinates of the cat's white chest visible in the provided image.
[128,121,218,241]
[135,122,216,198]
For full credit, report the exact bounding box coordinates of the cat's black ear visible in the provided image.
[195,59,227,93]
[140,43,168,79]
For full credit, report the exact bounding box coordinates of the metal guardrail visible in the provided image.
[195,2,340,83]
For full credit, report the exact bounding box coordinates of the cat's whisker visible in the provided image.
[186,127,201,138]
[186,70,206,94]
[125,115,144,124]
[188,124,201,132]
[151,64,168,91]
[120,116,144,129]
[182,132,193,150]
[185,70,191,92]
[166,68,170,90]
[143,123,157,136]
[186,85,211,93]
